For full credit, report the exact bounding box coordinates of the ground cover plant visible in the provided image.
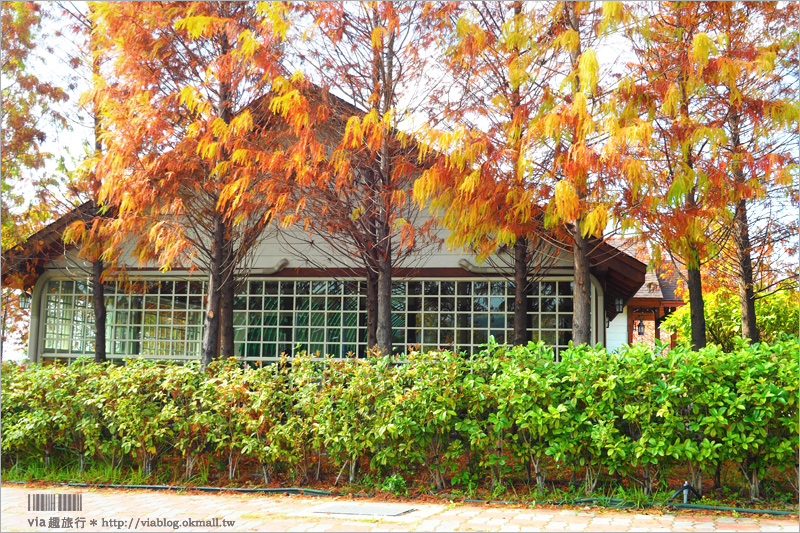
[2,338,797,508]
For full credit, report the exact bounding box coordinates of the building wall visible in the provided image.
[631,318,671,347]
[30,224,608,363]
[606,306,628,352]
[43,221,574,274]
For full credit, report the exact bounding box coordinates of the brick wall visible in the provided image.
[630,319,670,346]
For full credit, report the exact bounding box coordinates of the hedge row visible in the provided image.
[2,338,797,500]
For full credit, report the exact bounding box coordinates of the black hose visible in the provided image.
[464,495,795,516]
[671,503,795,516]
[5,481,795,516]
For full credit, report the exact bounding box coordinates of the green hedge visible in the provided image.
[2,338,797,500]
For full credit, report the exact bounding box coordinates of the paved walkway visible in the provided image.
[1,484,797,532]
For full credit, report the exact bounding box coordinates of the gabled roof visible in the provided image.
[1,201,96,290]
[3,201,650,320]
[584,237,647,320]
[604,237,684,307]
[635,270,663,299]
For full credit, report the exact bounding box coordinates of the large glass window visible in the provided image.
[389,279,577,356]
[42,279,205,361]
[234,279,367,360]
[40,277,586,362]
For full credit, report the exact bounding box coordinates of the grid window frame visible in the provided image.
[41,278,206,363]
[39,275,595,363]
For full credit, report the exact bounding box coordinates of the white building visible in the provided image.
[0,200,688,364]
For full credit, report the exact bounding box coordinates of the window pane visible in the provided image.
[424,281,439,295]
[441,330,454,344]
[343,281,358,295]
[559,331,572,346]
[558,281,573,296]
[440,297,454,312]
[249,281,264,295]
[490,314,505,329]
[440,313,454,328]
[490,297,505,312]
[312,281,326,295]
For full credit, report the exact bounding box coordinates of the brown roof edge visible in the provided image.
[1,201,96,290]
[586,237,647,321]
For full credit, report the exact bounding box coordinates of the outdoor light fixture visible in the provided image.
[18,292,31,310]
[614,296,624,313]
[605,315,610,328]
[637,319,645,336]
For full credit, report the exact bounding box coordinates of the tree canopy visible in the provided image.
[2,1,796,360]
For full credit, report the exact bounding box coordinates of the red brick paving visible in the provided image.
[1,484,797,532]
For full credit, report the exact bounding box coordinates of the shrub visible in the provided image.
[1,338,797,501]
[662,286,799,351]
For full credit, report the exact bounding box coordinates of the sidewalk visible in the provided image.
[1,484,797,532]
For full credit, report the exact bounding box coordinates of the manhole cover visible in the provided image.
[313,502,416,516]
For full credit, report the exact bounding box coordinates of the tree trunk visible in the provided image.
[349,455,359,483]
[565,3,590,347]
[366,267,378,350]
[532,457,546,493]
[219,226,235,359]
[374,7,395,356]
[689,461,703,496]
[686,260,707,351]
[729,111,759,344]
[734,199,759,343]
[211,32,234,363]
[92,257,107,363]
[90,16,107,365]
[742,462,760,501]
[572,222,592,346]
[376,254,392,354]
[219,267,235,359]
[509,3,527,348]
[713,461,723,490]
[201,215,225,366]
[513,237,528,346]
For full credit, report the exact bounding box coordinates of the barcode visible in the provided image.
[27,493,82,512]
